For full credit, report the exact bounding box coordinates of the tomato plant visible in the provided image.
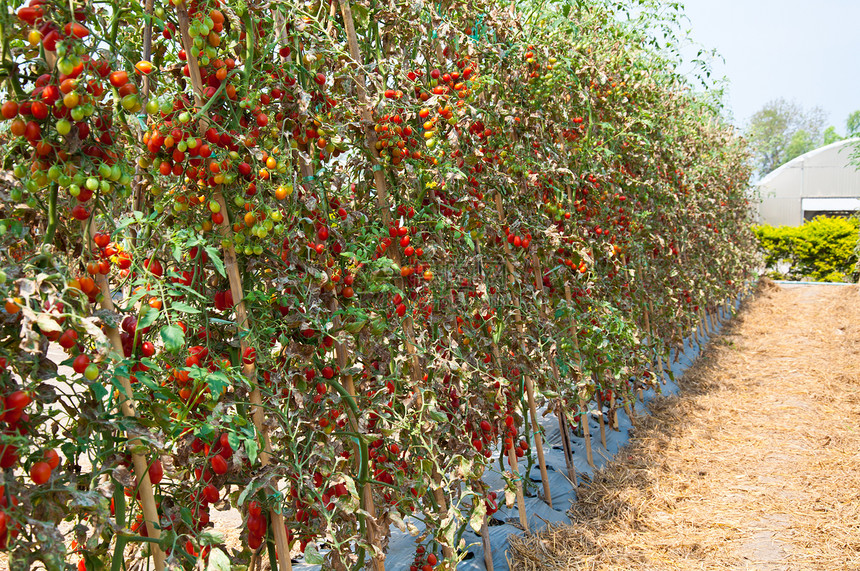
[0,0,755,569]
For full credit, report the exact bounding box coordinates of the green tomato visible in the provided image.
[0,270,6,285]
[270,210,283,222]
[121,94,141,112]
[70,106,85,121]
[160,100,173,114]
[47,165,61,181]
[56,119,72,136]
[85,177,99,191]
[69,184,81,197]
[234,196,245,208]
[177,140,187,152]
[58,175,72,187]
[110,164,122,181]
[57,57,75,76]
[209,200,221,213]
[221,239,232,249]
[98,163,112,178]
[186,137,198,149]
[84,364,99,381]
[178,111,192,124]
[145,99,159,115]
[100,180,112,194]
[252,245,263,255]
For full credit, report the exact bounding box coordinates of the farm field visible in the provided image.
[511,281,860,570]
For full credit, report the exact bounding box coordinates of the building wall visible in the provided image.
[757,139,860,226]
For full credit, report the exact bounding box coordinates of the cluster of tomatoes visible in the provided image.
[409,544,439,571]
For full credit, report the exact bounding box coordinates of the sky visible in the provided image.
[676,0,860,132]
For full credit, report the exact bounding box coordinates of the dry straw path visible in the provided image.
[510,281,860,570]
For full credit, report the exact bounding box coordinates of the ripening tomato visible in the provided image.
[134,60,153,75]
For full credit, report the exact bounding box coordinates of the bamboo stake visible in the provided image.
[492,194,552,508]
[337,2,450,560]
[489,343,529,531]
[595,382,607,450]
[175,9,291,570]
[609,392,619,431]
[481,514,494,571]
[92,269,165,571]
[530,252,575,485]
[647,300,667,386]
[507,446,530,531]
[328,296,385,571]
[336,0,421,386]
[563,283,593,468]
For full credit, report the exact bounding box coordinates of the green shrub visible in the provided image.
[754,216,859,282]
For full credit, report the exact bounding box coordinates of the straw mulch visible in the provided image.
[509,281,860,570]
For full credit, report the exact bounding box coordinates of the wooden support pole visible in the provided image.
[175,9,291,570]
[563,283,594,468]
[488,342,529,531]
[493,194,552,509]
[481,514,494,571]
[92,268,165,571]
[609,392,619,432]
[596,384,607,450]
[336,2,449,561]
[329,295,385,571]
[531,252,575,485]
[506,444,530,531]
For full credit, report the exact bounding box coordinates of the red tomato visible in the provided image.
[29,461,51,484]
[210,454,228,475]
[44,449,60,470]
[148,459,163,484]
[108,70,129,88]
[1,101,18,119]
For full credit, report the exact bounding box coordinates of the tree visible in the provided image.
[745,98,827,177]
[823,126,843,145]
[847,110,860,137]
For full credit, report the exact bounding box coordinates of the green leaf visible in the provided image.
[245,438,258,465]
[138,306,160,329]
[160,324,185,353]
[90,381,108,401]
[204,245,226,277]
[169,301,201,314]
[303,543,325,565]
[205,370,231,396]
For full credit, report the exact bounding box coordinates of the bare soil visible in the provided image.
[509,282,860,570]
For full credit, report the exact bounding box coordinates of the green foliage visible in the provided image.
[754,217,859,282]
[746,98,827,177]
[823,126,843,146]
